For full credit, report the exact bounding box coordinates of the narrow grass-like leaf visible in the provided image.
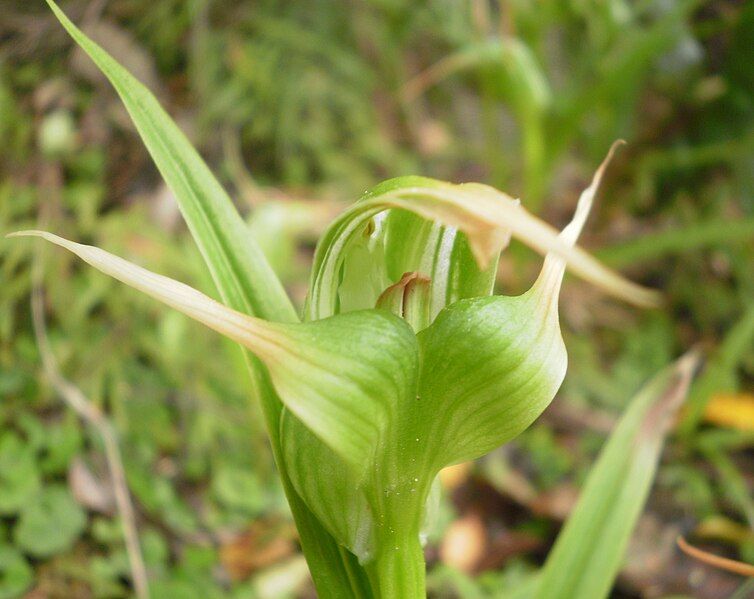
[402,38,551,205]
[43,4,368,594]
[44,0,295,324]
[597,217,754,268]
[680,303,754,434]
[281,411,375,562]
[533,352,698,599]
[403,38,551,111]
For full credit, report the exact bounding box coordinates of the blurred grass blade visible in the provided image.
[45,0,295,324]
[597,217,754,267]
[534,352,699,599]
[402,37,551,205]
[403,38,550,107]
[696,431,754,528]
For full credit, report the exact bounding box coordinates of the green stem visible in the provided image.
[368,533,426,599]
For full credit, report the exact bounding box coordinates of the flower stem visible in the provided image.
[369,533,426,598]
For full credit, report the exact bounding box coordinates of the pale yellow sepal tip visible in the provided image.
[7,229,284,355]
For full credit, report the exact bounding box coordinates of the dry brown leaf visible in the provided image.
[68,457,115,515]
[220,520,296,582]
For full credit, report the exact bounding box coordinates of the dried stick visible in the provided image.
[677,536,754,578]
[31,251,150,599]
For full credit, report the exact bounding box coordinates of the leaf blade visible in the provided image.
[41,4,371,595]
[45,0,295,324]
[534,352,698,599]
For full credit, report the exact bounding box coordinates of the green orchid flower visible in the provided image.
[11,140,657,596]
[10,3,678,597]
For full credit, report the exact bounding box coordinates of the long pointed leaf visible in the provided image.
[45,0,295,324]
[533,352,698,599]
[43,3,369,594]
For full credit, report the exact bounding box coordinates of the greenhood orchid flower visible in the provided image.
[13,4,673,596]
[11,140,658,596]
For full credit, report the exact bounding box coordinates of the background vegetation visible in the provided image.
[1,1,753,597]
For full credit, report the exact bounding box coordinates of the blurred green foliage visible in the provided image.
[1,0,753,597]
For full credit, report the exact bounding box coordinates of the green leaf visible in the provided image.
[0,546,33,599]
[211,466,267,516]
[281,412,375,562]
[0,433,41,516]
[39,417,83,475]
[44,3,368,594]
[125,465,199,535]
[44,0,295,324]
[14,485,87,558]
[680,302,754,434]
[403,38,551,111]
[533,352,698,599]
